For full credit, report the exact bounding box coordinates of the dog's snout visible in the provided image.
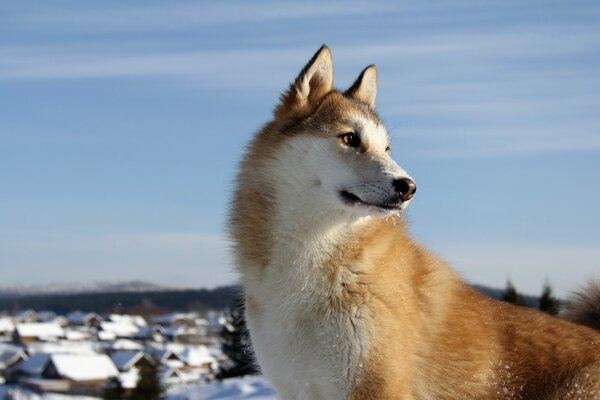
[393,178,417,202]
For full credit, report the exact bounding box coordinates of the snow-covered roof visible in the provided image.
[36,311,57,322]
[109,339,143,351]
[64,329,90,341]
[0,317,15,333]
[150,348,183,366]
[154,312,196,325]
[16,322,64,339]
[27,340,98,356]
[49,354,118,381]
[100,321,139,338]
[98,330,117,341]
[108,314,147,327]
[16,352,51,375]
[15,309,38,321]
[179,346,216,367]
[135,325,165,339]
[66,311,102,325]
[109,351,151,371]
[163,325,186,337]
[0,347,27,369]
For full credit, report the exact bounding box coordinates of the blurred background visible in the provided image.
[1,1,600,399]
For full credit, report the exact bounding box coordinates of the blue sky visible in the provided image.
[1,1,599,296]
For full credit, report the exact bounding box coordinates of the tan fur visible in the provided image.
[229,46,600,399]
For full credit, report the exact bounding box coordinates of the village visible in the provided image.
[0,308,230,398]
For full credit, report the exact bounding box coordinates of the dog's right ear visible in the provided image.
[274,45,333,119]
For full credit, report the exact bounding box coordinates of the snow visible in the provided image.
[99,321,139,338]
[107,338,143,351]
[109,351,145,371]
[0,318,15,333]
[0,384,100,399]
[166,376,276,400]
[50,354,118,381]
[16,323,64,339]
[108,314,147,327]
[27,340,99,356]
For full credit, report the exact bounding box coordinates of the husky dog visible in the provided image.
[229,45,600,399]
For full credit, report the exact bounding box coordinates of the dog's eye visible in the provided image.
[338,132,360,148]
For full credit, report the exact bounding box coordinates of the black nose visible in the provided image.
[393,178,417,202]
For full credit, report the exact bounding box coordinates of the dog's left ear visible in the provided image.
[275,45,334,119]
[345,65,377,108]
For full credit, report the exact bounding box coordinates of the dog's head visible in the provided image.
[265,45,416,220]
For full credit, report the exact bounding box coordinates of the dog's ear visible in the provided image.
[345,65,377,109]
[275,45,333,119]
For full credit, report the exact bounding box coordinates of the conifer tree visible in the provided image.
[539,281,559,315]
[217,295,258,379]
[130,362,164,400]
[502,280,525,306]
[102,377,124,400]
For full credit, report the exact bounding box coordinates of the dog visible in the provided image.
[229,45,600,399]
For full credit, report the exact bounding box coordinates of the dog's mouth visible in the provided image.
[339,190,403,211]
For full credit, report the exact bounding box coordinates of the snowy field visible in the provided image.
[0,376,276,400]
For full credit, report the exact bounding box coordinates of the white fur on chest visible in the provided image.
[241,236,368,400]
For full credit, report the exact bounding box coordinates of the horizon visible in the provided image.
[1,1,600,298]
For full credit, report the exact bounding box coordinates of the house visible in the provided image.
[159,366,184,387]
[108,314,147,327]
[179,346,217,373]
[14,352,51,377]
[36,311,57,322]
[21,353,119,394]
[0,346,27,383]
[99,321,139,339]
[150,349,184,369]
[154,313,196,328]
[134,325,165,342]
[14,323,64,344]
[14,310,38,323]
[66,311,103,328]
[110,351,153,372]
[0,317,15,341]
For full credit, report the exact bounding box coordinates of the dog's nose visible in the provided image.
[393,178,417,202]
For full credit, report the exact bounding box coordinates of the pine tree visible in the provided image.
[102,377,124,400]
[217,295,258,379]
[502,280,525,306]
[130,362,164,400]
[539,281,559,315]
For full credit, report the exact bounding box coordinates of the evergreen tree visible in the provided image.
[102,377,124,400]
[539,281,559,315]
[217,295,258,379]
[502,280,525,306]
[130,362,164,400]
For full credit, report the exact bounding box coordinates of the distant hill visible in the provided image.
[0,282,547,315]
[0,280,175,298]
[0,286,237,315]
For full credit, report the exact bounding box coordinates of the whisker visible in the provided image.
[297,182,321,196]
